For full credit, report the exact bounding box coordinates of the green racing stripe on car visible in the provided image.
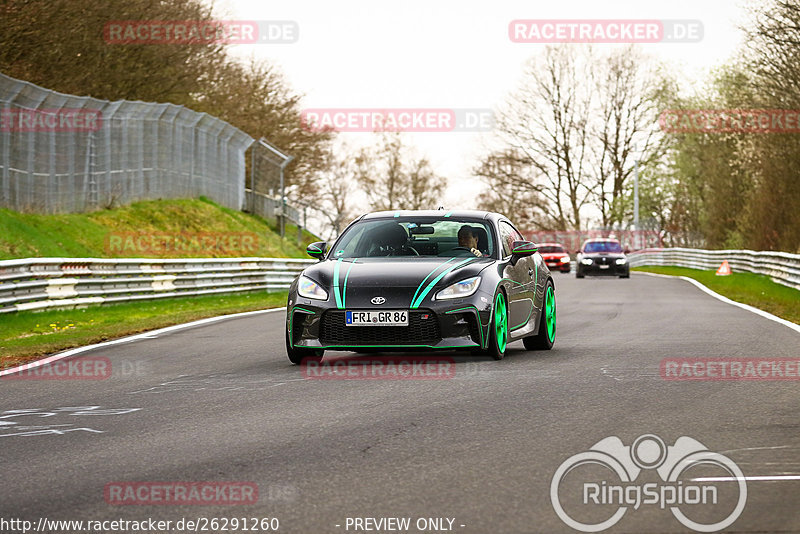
[410,258,456,309]
[333,258,343,308]
[341,259,357,308]
[411,257,475,309]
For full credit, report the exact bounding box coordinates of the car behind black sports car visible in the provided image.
[575,238,630,278]
[286,210,556,363]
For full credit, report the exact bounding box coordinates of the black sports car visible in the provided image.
[285,210,556,364]
[575,238,630,278]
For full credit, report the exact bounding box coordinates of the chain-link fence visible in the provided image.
[0,72,253,213]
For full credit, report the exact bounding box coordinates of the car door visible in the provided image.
[498,221,535,332]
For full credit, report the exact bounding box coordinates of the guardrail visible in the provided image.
[0,257,315,314]
[628,248,800,290]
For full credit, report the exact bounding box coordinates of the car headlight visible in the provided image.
[559,256,570,263]
[297,275,328,300]
[435,276,481,300]
[615,258,627,265]
[580,258,593,265]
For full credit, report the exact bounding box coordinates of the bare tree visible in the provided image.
[490,46,595,230]
[478,45,674,231]
[592,46,674,228]
[315,144,362,239]
[356,132,447,211]
[474,149,547,228]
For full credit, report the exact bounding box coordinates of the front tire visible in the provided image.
[485,290,509,360]
[285,328,324,365]
[524,280,556,350]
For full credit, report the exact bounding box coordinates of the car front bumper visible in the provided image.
[288,297,492,351]
[577,262,629,276]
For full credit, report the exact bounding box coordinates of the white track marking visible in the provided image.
[693,475,800,482]
[634,271,800,334]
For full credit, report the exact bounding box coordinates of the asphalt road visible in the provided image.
[2,273,799,534]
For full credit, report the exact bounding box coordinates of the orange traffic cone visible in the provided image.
[716,260,732,276]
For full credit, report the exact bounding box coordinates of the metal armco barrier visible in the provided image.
[0,257,315,314]
[628,248,800,290]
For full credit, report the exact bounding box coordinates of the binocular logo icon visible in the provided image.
[551,434,747,532]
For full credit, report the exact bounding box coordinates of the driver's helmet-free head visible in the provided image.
[372,222,409,250]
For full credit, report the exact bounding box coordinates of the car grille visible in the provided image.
[320,310,441,346]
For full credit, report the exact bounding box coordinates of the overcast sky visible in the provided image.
[216,0,753,213]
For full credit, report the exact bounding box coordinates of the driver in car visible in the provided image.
[457,225,483,257]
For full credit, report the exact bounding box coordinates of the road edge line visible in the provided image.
[634,271,800,334]
[0,307,286,377]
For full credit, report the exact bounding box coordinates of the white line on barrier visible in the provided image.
[634,271,800,334]
[0,307,286,377]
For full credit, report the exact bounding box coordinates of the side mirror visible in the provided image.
[306,241,327,260]
[511,240,537,264]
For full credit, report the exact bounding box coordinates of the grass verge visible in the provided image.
[0,197,318,260]
[633,266,800,324]
[0,291,287,370]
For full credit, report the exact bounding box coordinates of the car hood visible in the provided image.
[303,257,492,290]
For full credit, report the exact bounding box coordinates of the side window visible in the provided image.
[499,222,515,258]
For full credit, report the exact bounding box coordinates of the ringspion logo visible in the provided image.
[551,434,746,532]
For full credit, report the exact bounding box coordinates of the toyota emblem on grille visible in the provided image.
[371,296,386,305]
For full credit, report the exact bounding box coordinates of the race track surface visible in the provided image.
[2,273,799,533]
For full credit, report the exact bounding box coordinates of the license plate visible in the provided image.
[346,310,408,326]
[599,264,610,269]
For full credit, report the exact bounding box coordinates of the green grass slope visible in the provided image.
[0,197,318,260]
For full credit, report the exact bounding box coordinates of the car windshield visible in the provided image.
[539,246,565,253]
[584,241,623,253]
[330,218,495,259]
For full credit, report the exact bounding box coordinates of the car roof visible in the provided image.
[359,209,504,223]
